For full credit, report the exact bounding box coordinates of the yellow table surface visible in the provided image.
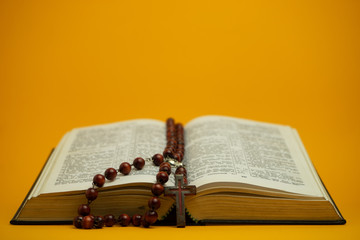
[1,0,359,239]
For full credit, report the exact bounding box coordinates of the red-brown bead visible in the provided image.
[166,118,175,126]
[78,204,90,216]
[148,197,161,210]
[167,137,176,143]
[93,174,105,187]
[175,166,187,176]
[165,146,175,153]
[144,210,158,225]
[176,151,184,160]
[104,168,117,180]
[73,215,83,229]
[167,131,176,139]
[152,154,164,166]
[142,218,151,228]
[167,139,177,146]
[104,214,116,227]
[133,157,145,170]
[151,183,164,196]
[178,146,184,151]
[156,171,169,185]
[163,148,174,158]
[85,188,98,201]
[118,213,131,226]
[119,162,131,175]
[173,153,181,161]
[160,162,171,168]
[94,215,104,228]
[159,165,171,175]
[132,214,142,226]
[82,215,94,229]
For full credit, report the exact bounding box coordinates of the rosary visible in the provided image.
[73,118,196,229]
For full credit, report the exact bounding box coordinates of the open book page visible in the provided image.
[184,116,323,197]
[38,119,172,196]
[32,132,71,197]
[291,129,330,200]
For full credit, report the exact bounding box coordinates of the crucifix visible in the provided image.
[164,174,196,227]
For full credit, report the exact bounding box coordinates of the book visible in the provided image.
[11,115,346,225]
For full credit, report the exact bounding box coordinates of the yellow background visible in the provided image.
[1,0,359,239]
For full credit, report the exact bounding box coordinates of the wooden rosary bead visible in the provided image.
[78,204,91,216]
[104,214,116,227]
[133,157,145,170]
[165,148,175,155]
[173,153,181,161]
[166,118,175,126]
[94,216,104,228]
[176,133,184,139]
[167,139,177,145]
[119,162,131,175]
[93,174,105,187]
[166,131,175,139]
[156,171,169,185]
[160,162,171,168]
[151,183,164,196]
[85,188,98,201]
[165,145,175,150]
[168,125,176,132]
[82,215,94,229]
[144,210,158,225]
[176,151,184,160]
[104,168,117,180]
[152,153,164,166]
[118,213,131,226]
[167,126,175,132]
[73,215,83,229]
[148,197,161,210]
[175,166,187,176]
[142,218,151,228]
[163,148,174,158]
[167,123,175,129]
[132,214,142,226]
[177,144,184,150]
[167,136,176,142]
[179,150,185,156]
[178,150,185,157]
[166,144,176,151]
[159,165,171,175]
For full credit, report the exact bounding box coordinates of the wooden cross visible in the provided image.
[164,174,196,227]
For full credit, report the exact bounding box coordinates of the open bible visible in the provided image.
[11,116,345,225]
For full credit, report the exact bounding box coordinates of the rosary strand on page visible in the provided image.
[73,118,193,229]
